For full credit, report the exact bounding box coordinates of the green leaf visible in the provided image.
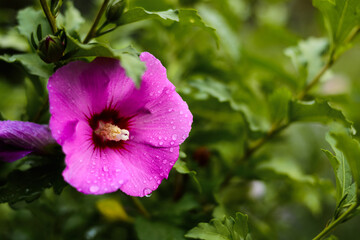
[313,0,360,47]
[63,1,85,35]
[17,7,51,40]
[256,157,317,185]
[189,78,232,103]
[174,159,201,193]
[268,88,292,124]
[119,7,179,24]
[324,132,356,206]
[65,35,145,87]
[185,212,250,240]
[330,130,360,192]
[284,37,328,85]
[289,99,352,128]
[135,218,186,240]
[0,53,54,79]
[0,163,66,204]
[118,8,218,45]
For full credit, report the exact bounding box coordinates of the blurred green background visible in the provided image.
[1,0,360,239]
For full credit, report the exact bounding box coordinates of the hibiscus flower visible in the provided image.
[48,52,192,196]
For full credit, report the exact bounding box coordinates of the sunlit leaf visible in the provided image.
[17,7,51,40]
[289,100,352,128]
[313,0,360,47]
[65,35,145,87]
[185,212,251,240]
[285,37,328,85]
[118,8,218,45]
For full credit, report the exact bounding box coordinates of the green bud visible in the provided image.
[106,0,126,23]
[37,35,65,63]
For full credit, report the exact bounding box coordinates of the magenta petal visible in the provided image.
[48,52,193,196]
[110,52,176,117]
[130,88,193,147]
[61,121,178,196]
[119,144,180,197]
[48,60,110,144]
[61,121,131,194]
[0,121,56,162]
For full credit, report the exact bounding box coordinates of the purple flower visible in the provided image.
[48,52,192,196]
[0,121,56,162]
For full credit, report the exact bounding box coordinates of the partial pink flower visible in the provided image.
[47,52,192,196]
[0,121,56,162]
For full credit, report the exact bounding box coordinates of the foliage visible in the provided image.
[1,0,360,239]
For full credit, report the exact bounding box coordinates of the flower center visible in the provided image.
[94,121,129,141]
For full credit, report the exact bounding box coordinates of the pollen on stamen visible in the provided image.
[95,121,130,142]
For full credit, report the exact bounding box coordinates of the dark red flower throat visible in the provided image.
[88,108,131,150]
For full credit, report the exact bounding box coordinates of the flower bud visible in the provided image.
[106,0,126,24]
[37,35,65,63]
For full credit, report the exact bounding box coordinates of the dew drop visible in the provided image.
[90,185,99,193]
[169,148,174,152]
[118,180,124,185]
[170,141,174,145]
[180,111,183,115]
[163,160,167,164]
[157,180,161,184]
[159,141,163,146]
[143,188,152,197]
[103,166,109,172]
[172,134,177,140]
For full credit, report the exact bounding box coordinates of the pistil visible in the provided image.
[94,121,129,141]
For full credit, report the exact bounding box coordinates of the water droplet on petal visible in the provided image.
[143,188,152,197]
[159,141,163,145]
[172,134,177,140]
[90,185,99,193]
[103,166,109,172]
[163,160,167,164]
[157,180,161,184]
[170,148,174,152]
[118,180,124,185]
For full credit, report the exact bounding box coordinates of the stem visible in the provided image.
[312,203,358,240]
[241,48,337,162]
[83,0,110,44]
[297,52,335,100]
[240,123,289,162]
[131,197,151,218]
[40,0,58,33]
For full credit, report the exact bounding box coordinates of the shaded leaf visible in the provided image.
[174,159,201,193]
[0,53,54,79]
[268,88,292,124]
[0,163,66,204]
[135,217,186,240]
